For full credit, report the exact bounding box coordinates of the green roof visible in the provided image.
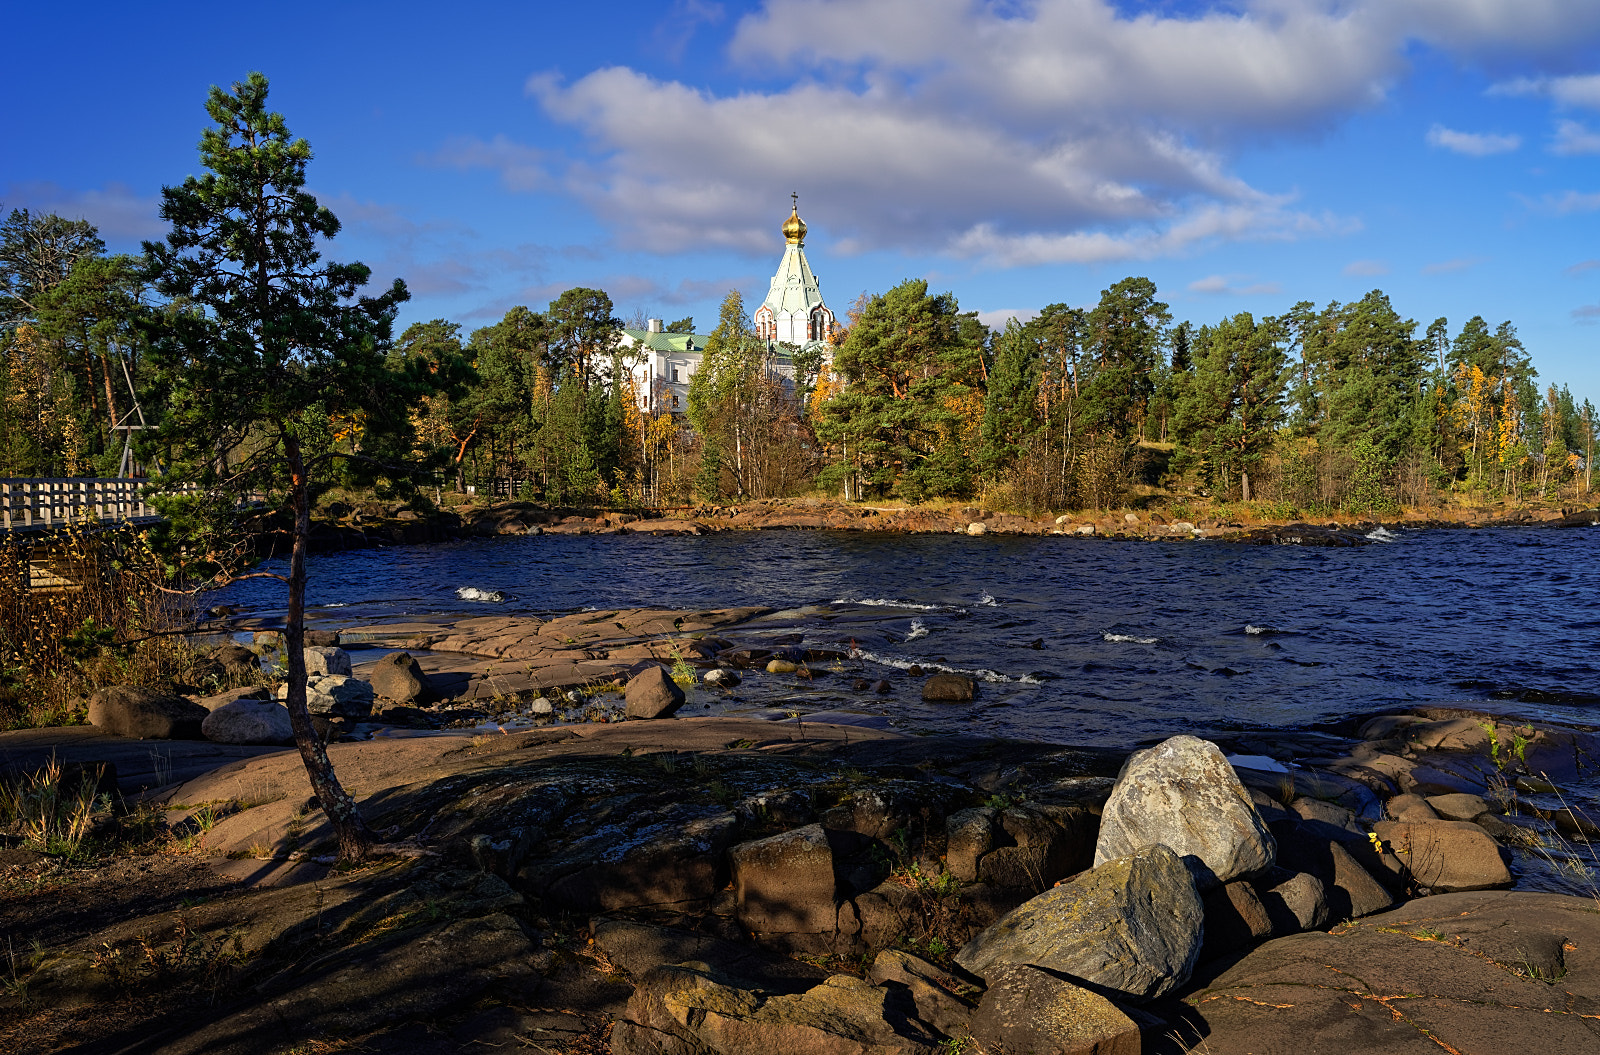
[621,328,711,353]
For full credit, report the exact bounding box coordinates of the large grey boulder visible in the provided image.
[368,651,432,703]
[969,963,1143,1055]
[955,843,1204,1003]
[202,696,294,745]
[87,686,207,740]
[625,665,685,719]
[277,675,374,718]
[1095,734,1275,889]
[303,646,353,677]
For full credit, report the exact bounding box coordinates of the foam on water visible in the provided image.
[833,597,960,612]
[906,618,930,641]
[456,586,507,603]
[1103,633,1159,644]
[1366,526,1401,543]
[852,647,1040,684]
[977,593,999,606]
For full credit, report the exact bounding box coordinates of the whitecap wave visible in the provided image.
[833,597,956,612]
[978,593,999,606]
[906,619,929,642]
[1245,624,1273,635]
[852,648,1040,684]
[456,586,506,603]
[1366,526,1400,543]
[1103,633,1158,644]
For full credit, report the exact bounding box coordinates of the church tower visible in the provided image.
[754,195,835,349]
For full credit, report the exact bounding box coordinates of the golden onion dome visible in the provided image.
[782,195,806,245]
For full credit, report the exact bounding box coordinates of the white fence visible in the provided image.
[0,478,165,531]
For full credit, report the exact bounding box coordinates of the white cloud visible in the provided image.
[1425,124,1520,156]
[2,181,164,241]
[1421,256,1488,275]
[1525,190,1600,214]
[1553,119,1600,155]
[1491,72,1600,109]
[1343,259,1390,276]
[511,0,1600,266]
[977,308,1039,330]
[426,135,550,192]
[1188,274,1283,295]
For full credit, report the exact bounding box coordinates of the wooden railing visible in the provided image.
[0,478,170,531]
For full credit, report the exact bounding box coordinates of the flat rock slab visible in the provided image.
[0,727,288,794]
[1186,890,1600,1053]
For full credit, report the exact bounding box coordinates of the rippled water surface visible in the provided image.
[217,526,1600,745]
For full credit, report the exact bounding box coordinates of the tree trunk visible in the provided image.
[284,436,375,863]
[1242,469,1252,503]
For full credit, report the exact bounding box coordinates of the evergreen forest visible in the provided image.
[3,207,1594,517]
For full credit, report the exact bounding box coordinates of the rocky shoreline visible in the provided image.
[4,609,1600,1053]
[261,496,1600,554]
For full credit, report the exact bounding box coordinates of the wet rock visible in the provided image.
[766,658,799,674]
[1372,820,1512,892]
[921,674,976,702]
[852,678,871,691]
[368,651,433,703]
[1095,735,1275,889]
[704,668,741,688]
[956,844,1204,1003]
[626,666,686,719]
[969,963,1142,1055]
[202,696,294,745]
[873,680,893,694]
[303,645,353,677]
[87,685,208,740]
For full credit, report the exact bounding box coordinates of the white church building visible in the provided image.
[616,197,835,416]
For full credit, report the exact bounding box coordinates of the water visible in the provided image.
[216,525,1600,746]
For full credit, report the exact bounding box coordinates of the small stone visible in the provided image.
[1076,523,1096,535]
[922,674,976,702]
[529,698,554,715]
[1124,512,1139,523]
[367,651,432,703]
[303,646,353,677]
[967,522,987,535]
[1426,793,1490,822]
[625,666,686,720]
[765,658,798,674]
[703,668,741,688]
[873,679,892,694]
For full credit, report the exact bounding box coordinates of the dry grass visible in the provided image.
[0,522,208,728]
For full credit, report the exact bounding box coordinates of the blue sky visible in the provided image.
[5,1,1600,397]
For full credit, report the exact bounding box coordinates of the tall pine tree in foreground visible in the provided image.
[143,73,445,862]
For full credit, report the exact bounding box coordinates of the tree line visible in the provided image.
[4,198,1595,518]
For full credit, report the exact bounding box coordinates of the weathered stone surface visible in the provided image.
[303,645,353,677]
[626,666,686,719]
[615,963,939,1055]
[729,824,841,937]
[1273,825,1395,920]
[1185,891,1600,1055]
[279,675,374,718]
[956,844,1204,1003]
[1426,792,1490,821]
[367,650,432,703]
[592,919,759,980]
[1257,869,1328,934]
[980,805,1097,893]
[1385,792,1437,821]
[304,629,341,647]
[970,963,1141,1055]
[1405,717,1488,752]
[201,696,294,745]
[921,675,976,702]
[1094,735,1275,889]
[1201,880,1274,960]
[866,949,978,1039]
[1373,820,1512,892]
[544,808,738,913]
[704,668,741,687]
[195,686,273,712]
[210,643,260,678]
[87,686,208,740]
